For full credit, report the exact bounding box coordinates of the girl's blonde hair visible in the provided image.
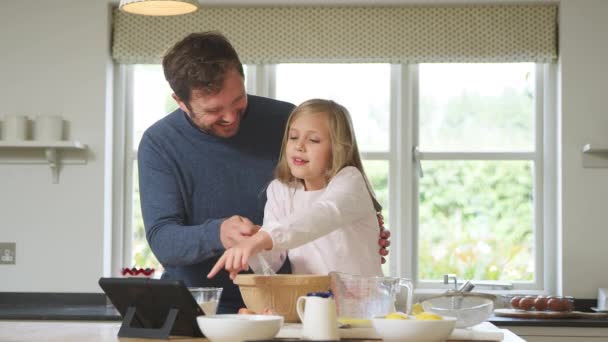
[275,99,382,213]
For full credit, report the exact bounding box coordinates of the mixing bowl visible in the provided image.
[233,274,330,322]
[421,292,495,328]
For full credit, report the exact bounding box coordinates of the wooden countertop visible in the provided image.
[0,320,524,342]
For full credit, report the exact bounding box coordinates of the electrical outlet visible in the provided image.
[0,242,16,265]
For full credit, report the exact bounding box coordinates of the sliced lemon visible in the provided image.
[415,312,443,320]
[385,311,409,320]
[411,303,424,315]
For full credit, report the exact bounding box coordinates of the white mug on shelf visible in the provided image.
[2,114,28,141]
[34,115,63,142]
[296,294,339,341]
[597,288,608,311]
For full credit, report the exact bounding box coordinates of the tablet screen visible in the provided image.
[99,277,204,337]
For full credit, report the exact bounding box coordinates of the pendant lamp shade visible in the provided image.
[119,0,199,16]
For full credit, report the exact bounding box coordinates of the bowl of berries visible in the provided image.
[121,267,155,278]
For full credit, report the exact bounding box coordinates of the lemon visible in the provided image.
[412,303,424,315]
[385,312,409,320]
[415,312,443,320]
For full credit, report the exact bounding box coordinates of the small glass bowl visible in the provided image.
[422,292,495,328]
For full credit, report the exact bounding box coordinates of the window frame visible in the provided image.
[116,62,556,293]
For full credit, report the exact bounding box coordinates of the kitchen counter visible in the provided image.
[0,320,524,342]
[5,304,608,328]
[4,303,608,328]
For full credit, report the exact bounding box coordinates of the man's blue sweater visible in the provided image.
[138,95,294,312]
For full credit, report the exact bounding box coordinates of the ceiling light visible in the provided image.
[119,0,199,16]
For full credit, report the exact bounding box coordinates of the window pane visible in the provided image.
[129,64,247,270]
[418,160,534,282]
[419,63,535,152]
[132,162,162,271]
[132,65,175,147]
[275,64,390,152]
[362,160,390,275]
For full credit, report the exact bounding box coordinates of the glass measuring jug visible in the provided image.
[329,272,413,320]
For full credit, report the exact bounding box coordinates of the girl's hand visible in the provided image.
[207,231,273,279]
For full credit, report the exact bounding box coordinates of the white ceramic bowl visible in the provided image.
[197,314,283,342]
[371,316,457,342]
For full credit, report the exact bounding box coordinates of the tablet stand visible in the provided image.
[118,306,179,339]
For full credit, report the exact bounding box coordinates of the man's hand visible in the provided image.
[377,213,390,264]
[220,215,260,249]
[208,231,273,280]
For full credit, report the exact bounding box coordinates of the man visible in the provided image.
[138,31,389,313]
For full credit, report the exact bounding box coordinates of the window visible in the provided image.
[414,63,542,289]
[123,62,551,290]
[274,64,391,275]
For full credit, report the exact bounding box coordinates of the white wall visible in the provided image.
[0,0,607,297]
[559,0,608,298]
[0,0,113,292]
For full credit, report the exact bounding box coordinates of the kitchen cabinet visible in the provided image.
[507,326,608,342]
[0,141,87,183]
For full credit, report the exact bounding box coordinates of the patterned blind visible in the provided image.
[112,5,557,64]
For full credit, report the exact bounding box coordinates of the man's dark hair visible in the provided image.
[162,31,244,105]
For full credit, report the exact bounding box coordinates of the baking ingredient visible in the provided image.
[547,298,573,312]
[415,312,443,320]
[533,296,548,311]
[385,312,408,320]
[518,296,536,311]
[237,307,280,315]
[238,307,256,315]
[510,296,522,309]
[199,300,219,315]
[412,303,424,315]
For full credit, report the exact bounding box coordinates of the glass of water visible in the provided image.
[189,287,223,315]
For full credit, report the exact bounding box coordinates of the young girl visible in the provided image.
[208,99,383,279]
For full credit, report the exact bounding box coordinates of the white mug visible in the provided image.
[2,115,28,141]
[34,115,63,141]
[296,295,339,341]
[598,288,608,310]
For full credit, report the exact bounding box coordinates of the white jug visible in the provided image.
[296,293,339,341]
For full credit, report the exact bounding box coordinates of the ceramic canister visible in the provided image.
[34,115,63,141]
[2,115,28,141]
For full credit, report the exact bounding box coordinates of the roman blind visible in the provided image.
[112,5,557,64]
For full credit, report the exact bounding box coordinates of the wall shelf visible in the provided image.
[0,141,88,183]
[583,144,608,153]
[582,144,608,168]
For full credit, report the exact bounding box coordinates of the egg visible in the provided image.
[519,296,536,311]
[510,296,522,309]
[547,298,572,312]
[534,296,548,311]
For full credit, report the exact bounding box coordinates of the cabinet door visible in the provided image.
[506,326,608,342]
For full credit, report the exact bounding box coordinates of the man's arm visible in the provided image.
[138,133,256,266]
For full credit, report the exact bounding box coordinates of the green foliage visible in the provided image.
[418,161,534,281]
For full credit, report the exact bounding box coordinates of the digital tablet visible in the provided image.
[99,277,204,339]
